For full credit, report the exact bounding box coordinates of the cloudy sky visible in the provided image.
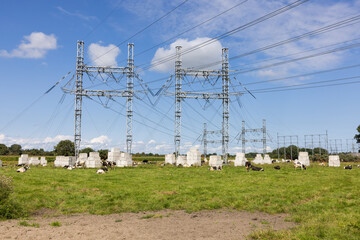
[0,0,359,154]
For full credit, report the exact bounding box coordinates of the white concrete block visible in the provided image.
[165,154,176,165]
[234,152,247,166]
[176,156,186,166]
[209,155,222,167]
[78,153,88,164]
[86,152,102,168]
[111,148,121,152]
[107,151,121,162]
[186,148,201,166]
[18,154,29,165]
[252,154,264,164]
[328,155,340,167]
[89,152,100,158]
[116,152,132,167]
[263,154,272,164]
[29,157,40,165]
[40,157,47,166]
[54,156,76,167]
[298,152,310,166]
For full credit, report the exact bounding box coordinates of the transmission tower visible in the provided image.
[329,139,342,154]
[346,139,356,153]
[172,46,241,164]
[202,123,222,159]
[64,41,135,160]
[304,131,328,159]
[277,134,298,160]
[239,119,267,154]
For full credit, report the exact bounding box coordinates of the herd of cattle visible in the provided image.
[13,158,360,174]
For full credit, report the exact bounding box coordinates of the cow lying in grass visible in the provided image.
[294,161,306,170]
[17,165,30,173]
[274,166,281,170]
[209,166,222,171]
[344,165,352,170]
[245,162,264,172]
[96,166,109,174]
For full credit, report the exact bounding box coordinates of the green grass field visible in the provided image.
[1,162,360,239]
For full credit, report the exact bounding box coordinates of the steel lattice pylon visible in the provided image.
[126,44,134,154]
[173,46,241,164]
[239,119,267,155]
[69,41,135,160]
[74,41,84,160]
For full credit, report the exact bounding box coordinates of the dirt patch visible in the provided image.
[0,210,296,240]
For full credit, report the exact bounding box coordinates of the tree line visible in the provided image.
[1,124,359,157]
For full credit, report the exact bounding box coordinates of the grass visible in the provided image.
[1,162,360,239]
[18,220,40,228]
[140,213,163,219]
[49,221,61,227]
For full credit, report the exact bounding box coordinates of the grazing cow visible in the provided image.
[102,161,115,170]
[344,165,352,170]
[357,165,360,168]
[274,166,281,170]
[245,162,252,172]
[75,161,86,168]
[17,166,29,173]
[142,159,149,164]
[294,162,306,170]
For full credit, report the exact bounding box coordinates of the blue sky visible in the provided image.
[0,0,359,154]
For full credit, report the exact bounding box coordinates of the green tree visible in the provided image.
[54,140,75,156]
[98,149,108,160]
[9,144,22,155]
[0,144,9,155]
[80,147,94,155]
[355,125,360,153]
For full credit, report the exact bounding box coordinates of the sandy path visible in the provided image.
[0,210,295,240]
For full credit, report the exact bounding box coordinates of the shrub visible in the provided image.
[49,221,61,227]
[0,174,25,219]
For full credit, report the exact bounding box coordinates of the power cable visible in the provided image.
[133,0,248,58]
[89,0,190,65]
[139,0,309,71]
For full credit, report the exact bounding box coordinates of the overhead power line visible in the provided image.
[89,0,190,65]
[140,0,309,71]
[194,14,360,69]
[134,0,248,58]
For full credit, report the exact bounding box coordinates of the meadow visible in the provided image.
[0,161,359,239]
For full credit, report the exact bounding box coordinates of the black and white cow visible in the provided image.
[245,162,264,172]
[344,165,352,170]
[294,161,306,170]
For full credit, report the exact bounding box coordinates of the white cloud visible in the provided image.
[44,135,72,143]
[57,6,97,21]
[258,70,277,78]
[147,139,156,144]
[134,0,360,81]
[0,32,57,59]
[90,135,111,144]
[88,42,120,67]
[151,37,223,73]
